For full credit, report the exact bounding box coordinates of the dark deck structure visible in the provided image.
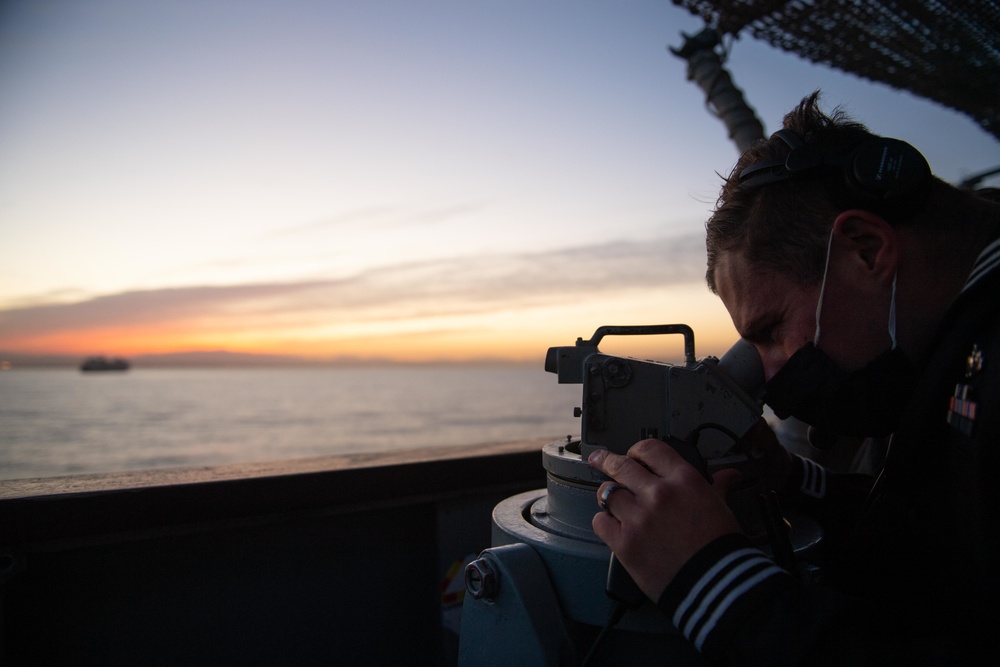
[0,441,548,665]
[672,0,1000,140]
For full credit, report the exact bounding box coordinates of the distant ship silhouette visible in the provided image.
[80,356,130,372]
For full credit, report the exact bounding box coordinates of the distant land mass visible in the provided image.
[132,350,331,368]
[0,350,529,369]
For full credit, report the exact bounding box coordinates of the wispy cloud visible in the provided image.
[271,202,487,237]
[0,233,707,341]
[271,207,398,237]
[0,281,334,337]
[398,203,487,227]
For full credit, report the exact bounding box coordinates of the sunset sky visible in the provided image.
[2,0,998,364]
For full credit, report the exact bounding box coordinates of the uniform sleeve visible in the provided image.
[778,454,874,529]
[656,533,878,666]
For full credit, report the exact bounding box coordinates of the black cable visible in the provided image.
[579,600,628,667]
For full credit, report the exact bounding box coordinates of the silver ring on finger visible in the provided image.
[598,482,625,513]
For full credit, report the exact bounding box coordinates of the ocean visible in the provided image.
[0,366,583,481]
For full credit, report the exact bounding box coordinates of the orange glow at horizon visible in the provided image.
[0,285,741,363]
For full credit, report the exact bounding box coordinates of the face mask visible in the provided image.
[763,233,916,437]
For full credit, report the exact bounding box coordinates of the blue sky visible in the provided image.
[1,0,997,362]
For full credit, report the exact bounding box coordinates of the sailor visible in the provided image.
[589,91,1000,664]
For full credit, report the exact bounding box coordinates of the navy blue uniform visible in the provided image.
[658,238,1000,665]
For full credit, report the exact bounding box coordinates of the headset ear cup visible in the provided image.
[848,139,931,200]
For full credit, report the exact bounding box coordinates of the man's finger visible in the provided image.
[596,480,637,516]
[627,438,704,481]
[711,468,743,497]
[588,447,651,486]
[591,508,622,549]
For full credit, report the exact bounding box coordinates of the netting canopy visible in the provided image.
[671,0,1000,140]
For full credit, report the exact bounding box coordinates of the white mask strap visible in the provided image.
[815,228,900,350]
[813,228,836,346]
[888,272,898,349]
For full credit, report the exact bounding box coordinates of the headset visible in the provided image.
[738,128,932,205]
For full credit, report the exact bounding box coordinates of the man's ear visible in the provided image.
[831,209,899,279]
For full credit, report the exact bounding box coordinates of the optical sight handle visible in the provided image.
[606,554,647,608]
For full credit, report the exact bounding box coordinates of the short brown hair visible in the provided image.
[706,92,904,292]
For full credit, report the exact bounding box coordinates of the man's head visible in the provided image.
[707,93,1000,433]
[706,93,1000,376]
[706,93,924,377]
[706,91,936,295]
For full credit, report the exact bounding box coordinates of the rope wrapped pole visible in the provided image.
[670,29,765,154]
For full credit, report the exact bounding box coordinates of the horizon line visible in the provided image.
[0,349,547,369]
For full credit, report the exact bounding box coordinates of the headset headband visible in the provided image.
[738,129,931,203]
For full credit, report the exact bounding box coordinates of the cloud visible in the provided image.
[0,233,707,339]
[0,281,336,337]
[271,207,397,237]
[271,202,486,237]
[399,202,487,227]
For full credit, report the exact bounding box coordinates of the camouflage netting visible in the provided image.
[671,0,1000,140]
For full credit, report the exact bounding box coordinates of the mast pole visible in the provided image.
[671,28,766,154]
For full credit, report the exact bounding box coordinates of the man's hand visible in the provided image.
[589,439,743,602]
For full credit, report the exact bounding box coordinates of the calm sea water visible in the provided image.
[0,366,582,481]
